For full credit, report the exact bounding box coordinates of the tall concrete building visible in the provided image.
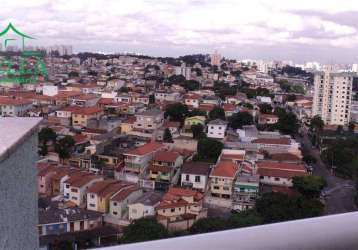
[312,66,354,125]
[210,50,221,66]
[0,118,41,250]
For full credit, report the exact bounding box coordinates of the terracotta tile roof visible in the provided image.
[157,187,203,209]
[148,164,171,173]
[98,98,114,105]
[58,106,82,112]
[70,175,101,188]
[223,103,236,111]
[75,94,98,100]
[198,104,215,112]
[71,106,103,115]
[258,168,307,179]
[221,153,245,161]
[259,114,279,119]
[124,142,164,156]
[153,150,180,163]
[184,93,201,99]
[87,180,132,197]
[252,138,291,145]
[271,153,301,162]
[210,160,238,178]
[0,97,32,105]
[256,161,306,172]
[73,134,89,145]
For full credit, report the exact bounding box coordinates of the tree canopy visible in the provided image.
[258,103,273,114]
[163,128,173,143]
[229,111,254,129]
[208,106,226,121]
[121,218,168,243]
[165,102,189,123]
[195,138,224,162]
[292,176,326,198]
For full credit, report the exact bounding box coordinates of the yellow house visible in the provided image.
[120,116,136,134]
[209,160,238,199]
[72,106,103,127]
[87,180,133,213]
[183,116,206,133]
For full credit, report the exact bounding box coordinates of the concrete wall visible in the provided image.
[0,133,39,250]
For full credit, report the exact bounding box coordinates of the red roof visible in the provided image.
[258,168,307,179]
[153,150,180,163]
[158,187,203,209]
[252,138,291,145]
[98,98,114,105]
[163,121,181,128]
[111,186,139,202]
[210,160,238,178]
[223,103,236,111]
[0,97,32,105]
[71,106,103,115]
[256,161,306,171]
[125,142,164,156]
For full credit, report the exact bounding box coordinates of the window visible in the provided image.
[113,202,117,206]
[186,174,190,181]
[171,208,175,212]
[90,194,95,199]
[195,176,201,182]
[89,203,95,207]
[66,184,70,188]
[274,177,280,181]
[223,186,230,191]
[213,186,219,190]
[113,211,118,215]
[132,209,137,214]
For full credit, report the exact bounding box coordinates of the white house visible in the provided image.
[181,162,211,192]
[207,119,228,139]
[128,191,162,221]
[64,174,103,206]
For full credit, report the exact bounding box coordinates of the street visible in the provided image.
[298,127,356,215]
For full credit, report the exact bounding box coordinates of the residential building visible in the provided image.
[258,114,279,125]
[63,173,103,206]
[207,119,228,139]
[109,186,142,219]
[156,187,207,231]
[0,97,32,116]
[232,175,260,211]
[181,162,211,192]
[128,191,163,221]
[312,68,354,125]
[257,161,308,187]
[209,160,239,199]
[134,109,164,132]
[148,150,183,184]
[87,180,133,213]
[71,106,104,127]
[123,142,165,175]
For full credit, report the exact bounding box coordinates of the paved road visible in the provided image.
[298,127,356,215]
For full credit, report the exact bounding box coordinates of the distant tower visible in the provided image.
[211,50,221,66]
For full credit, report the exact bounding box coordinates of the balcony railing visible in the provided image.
[95,211,358,250]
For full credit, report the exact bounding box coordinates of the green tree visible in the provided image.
[258,103,273,114]
[208,106,225,121]
[149,94,155,104]
[182,80,200,91]
[39,127,57,144]
[195,138,224,162]
[163,128,173,143]
[190,218,227,234]
[191,124,206,139]
[188,109,207,117]
[292,176,326,198]
[287,94,297,102]
[229,111,253,129]
[228,210,263,228]
[55,135,75,162]
[38,127,57,156]
[310,115,324,133]
[121,218,168,243]
[165,102,189,122]
[276,112,299,135]
[255,192,324,223]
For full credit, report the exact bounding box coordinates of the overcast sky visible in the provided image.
[2,0,358,63]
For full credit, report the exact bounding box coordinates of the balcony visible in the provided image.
[96,212,358,250]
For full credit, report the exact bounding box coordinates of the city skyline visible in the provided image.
[2,0,358,63]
